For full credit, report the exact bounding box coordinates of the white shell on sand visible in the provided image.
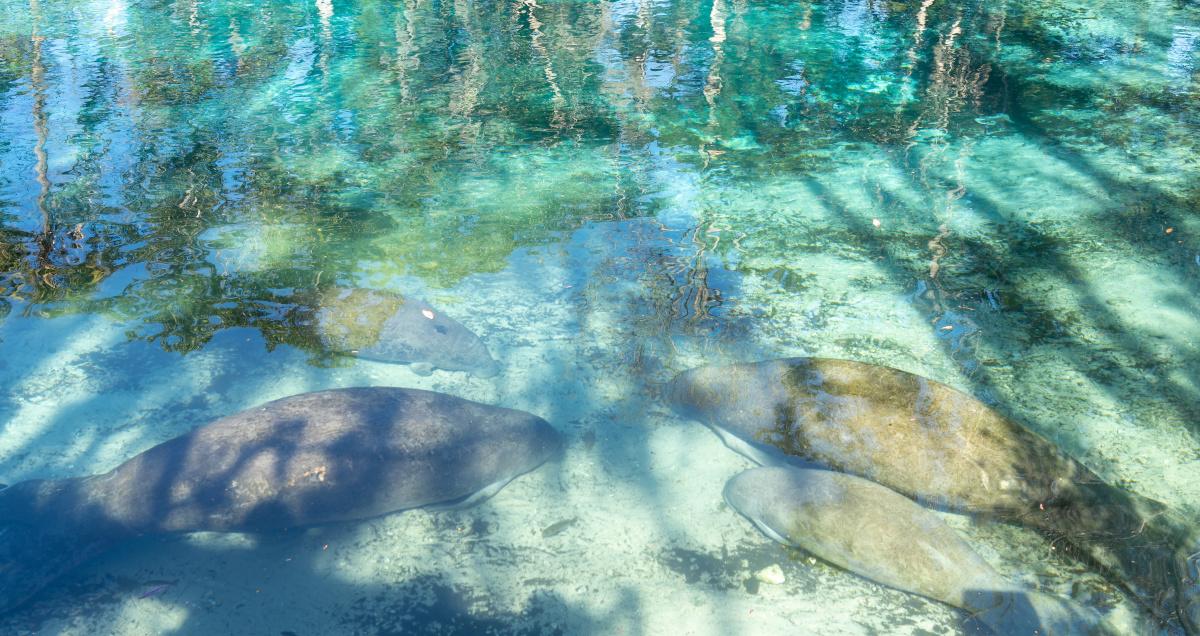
[755,564,786,585]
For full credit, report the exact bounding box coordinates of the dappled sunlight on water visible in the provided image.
[0,0,1198,633]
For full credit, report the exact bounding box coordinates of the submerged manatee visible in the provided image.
[669,357,1200,632]
[316,287,500,377]
[725,466,1123,635]
[0,387,561,613]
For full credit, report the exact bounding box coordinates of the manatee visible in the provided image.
[0,387,561,613]
[669,357,1200,632]
[316,287,500,377]
[724,466,1123,635]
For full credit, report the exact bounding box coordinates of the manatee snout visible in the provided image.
[524,414,566,465]
[722,467,800,546]
[471,355,501,379]
[722,469,767,520]
[452,405,562,494]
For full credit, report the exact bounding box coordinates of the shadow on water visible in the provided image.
[2,524,641,636]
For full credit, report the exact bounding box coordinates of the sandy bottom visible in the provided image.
[0,217,1196,635]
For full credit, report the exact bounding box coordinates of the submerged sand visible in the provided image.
[1,209,1196,635]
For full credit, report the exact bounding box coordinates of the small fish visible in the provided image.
[138,581,175,599]
[541,517,578,538]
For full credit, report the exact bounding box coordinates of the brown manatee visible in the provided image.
[725,466,1126,635]
[0,387,561,613]
[668,357,1200,633]
[316,287,500,377]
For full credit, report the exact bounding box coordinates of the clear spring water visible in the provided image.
[0,0,1198,633]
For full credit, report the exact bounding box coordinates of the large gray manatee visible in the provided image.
[668,357,1200,633]
[725,466,1125,635]
[316,287,500,377]
[0,387,561,613]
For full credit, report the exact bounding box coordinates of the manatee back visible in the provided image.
[70,387,559,533]
[673,358,1092,512]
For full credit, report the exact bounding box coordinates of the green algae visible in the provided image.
[314,287,405,352]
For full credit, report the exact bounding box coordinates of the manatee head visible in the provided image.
[445,404,563,503]
[505,411,564,474]
[665,364,734,422]
[667,363,803,466]
[721,467,809,546]
[316,288,500,377]
[722,468,772,525]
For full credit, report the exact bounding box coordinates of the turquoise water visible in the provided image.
[0,0,1198,633]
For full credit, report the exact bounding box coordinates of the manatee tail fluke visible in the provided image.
[0,479,116,614]
[966,589,1127,636]
[1023,480,1200,631]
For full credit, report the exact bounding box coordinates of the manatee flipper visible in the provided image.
[724,466,1119,635]
[410,362,435,376]
[425,475,517,512]
[709,424,785,467]
[708,421,826,471]
[747,516,790,546]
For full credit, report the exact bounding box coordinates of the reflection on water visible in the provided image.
[0,0,1198,633]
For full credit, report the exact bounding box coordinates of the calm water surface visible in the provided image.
[1,0,1199,633]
